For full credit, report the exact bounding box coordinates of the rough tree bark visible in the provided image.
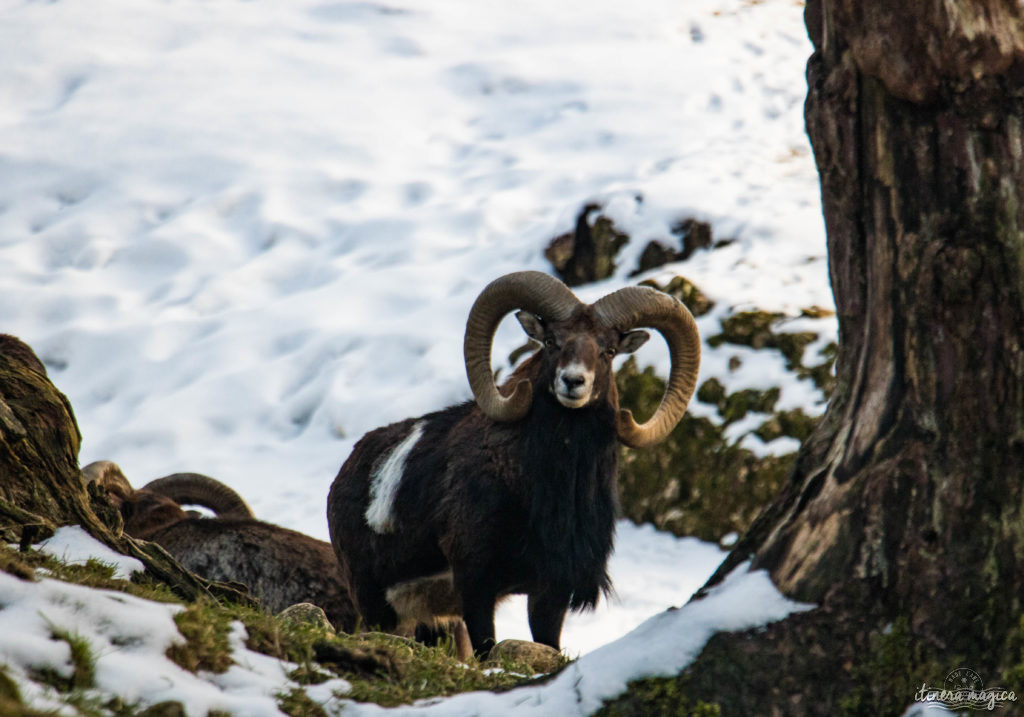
[605,1,1024,714]
[0,334,250,604]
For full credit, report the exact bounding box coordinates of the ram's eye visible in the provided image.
[605,347,617,358]
[544,338,556,348]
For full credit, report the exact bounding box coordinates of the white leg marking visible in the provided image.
[365,420,424,533]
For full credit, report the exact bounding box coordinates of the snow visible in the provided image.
[37,525,145,580]
[0,553,351,716]
[0,0,831,711]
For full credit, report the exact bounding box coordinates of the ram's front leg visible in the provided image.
[456,575,499,657]
[527,589,569,650]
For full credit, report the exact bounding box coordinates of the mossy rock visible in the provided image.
[639,276,715,318]
[670,217,720,259]
[616,358,803,541]
[544,204,629,286]
[634,241,681,276]
[708,311,784,351]
[721,387,780,423]
[487,639,562,674]
[755,409,819,443]
[278,603,334,633]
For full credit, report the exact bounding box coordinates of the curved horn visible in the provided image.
[464,271,583,421]
[81,460,133,501]
[592,286,701,448]
[140,473,254,518]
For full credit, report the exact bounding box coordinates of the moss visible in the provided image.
[597,674,721,716]
[774,331,819,370]
[0,541,181,606]
[708,311,783,350]
[166,601,234,674]
[801,306,835,319]
[837,618,951,717]
[277,688,328,717]
[695,378,726,406]
[0,667,21,703]
[232,607,329,666]
[638,276,715,318]
[341,635,548,707]
[0,544,37,581]
[29,624,96,695]
[720,387,779,423]
[755,408,819,443]
[54,627,95,691]
[1000,614,1024,692]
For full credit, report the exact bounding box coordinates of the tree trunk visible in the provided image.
[0,334,250,605]
[606,2,1024,713]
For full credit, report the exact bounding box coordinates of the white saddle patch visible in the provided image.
[365,420,424,533]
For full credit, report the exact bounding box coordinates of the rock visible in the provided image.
[633,240,681,275]
[671,217,716,259]
[278,602,333,632]
[638,276,714,318]
[486,639,561,674]
[544,204,629,286]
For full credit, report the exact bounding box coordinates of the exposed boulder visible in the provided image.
[487,639,562,674]
[544,203,629,286]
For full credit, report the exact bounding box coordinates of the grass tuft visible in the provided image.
[165,601,234,674]
[277,687,329,717]
[0,541,180,605]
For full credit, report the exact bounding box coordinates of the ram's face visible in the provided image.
[516,309,649,409]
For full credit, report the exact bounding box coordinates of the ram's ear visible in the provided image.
[515,311,545,342]
[618,330,650,354]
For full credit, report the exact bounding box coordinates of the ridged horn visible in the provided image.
[592,286,701,448]
[464,271,582,421]
[140,473,254,518]
[81,460,133,501]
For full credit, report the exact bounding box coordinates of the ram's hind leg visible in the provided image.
[414,619,472,660]
[527,590,569,650]
[353,578,399,633]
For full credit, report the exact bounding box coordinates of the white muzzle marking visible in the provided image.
[553,361,595,408]
[365,420,424,533]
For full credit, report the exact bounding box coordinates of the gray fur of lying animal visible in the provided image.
[83,461,358,633]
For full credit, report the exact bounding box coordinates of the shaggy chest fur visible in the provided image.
[511,394,619,609]
[378,396,619,609]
